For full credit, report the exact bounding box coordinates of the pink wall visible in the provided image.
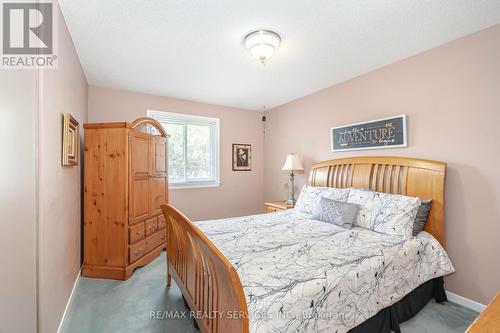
[0,66,38,333]
[264,24,500,305]
[88,86,264,221]
[38,4,88,333]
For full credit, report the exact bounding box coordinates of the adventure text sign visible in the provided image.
[331,115,407,152]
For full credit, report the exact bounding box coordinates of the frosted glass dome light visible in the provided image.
[243,30,281,64]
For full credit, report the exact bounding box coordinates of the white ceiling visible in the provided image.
[59,0,500,111]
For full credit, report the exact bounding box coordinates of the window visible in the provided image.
[147,110,220,189]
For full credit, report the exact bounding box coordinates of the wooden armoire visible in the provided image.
[83,117,168,280]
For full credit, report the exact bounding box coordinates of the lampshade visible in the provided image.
[281,154,304,172]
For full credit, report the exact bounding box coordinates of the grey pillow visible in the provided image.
[412,200,432,236]
[312,197,360,229]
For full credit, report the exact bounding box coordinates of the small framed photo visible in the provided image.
[62,113,79,166]
[232,144,251,171]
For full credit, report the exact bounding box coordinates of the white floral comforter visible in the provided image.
[195,210,454,333]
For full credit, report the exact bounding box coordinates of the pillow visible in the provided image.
[371,191,421,239]
[295,185,351,214]
[347,188,421,239]
[346,188,376,229]
[412,200,432,236]
[322,187,351,202]
[312,197,360,229]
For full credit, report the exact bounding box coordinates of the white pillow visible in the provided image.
[347,188,421,239]
[295,185,351,214]
[371,191,421,239]
[346,188,375,229]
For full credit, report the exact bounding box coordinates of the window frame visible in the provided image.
[147,110,220,189]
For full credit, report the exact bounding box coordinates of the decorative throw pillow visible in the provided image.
[346,188,376,229]
[370,192,421,239]
[295,185,351,214]
[312,197,360,229]
[412,200,432,236]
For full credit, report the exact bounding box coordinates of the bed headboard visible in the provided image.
[309,156,446,247]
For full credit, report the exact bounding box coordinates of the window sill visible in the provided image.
[169,182,221,190]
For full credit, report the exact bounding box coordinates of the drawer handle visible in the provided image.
[136,231,142,235]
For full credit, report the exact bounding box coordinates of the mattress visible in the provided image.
[195,209,455,333]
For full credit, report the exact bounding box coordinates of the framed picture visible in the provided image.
[232,144,251,171]
[331,114,407,152]
[62,113,79,166]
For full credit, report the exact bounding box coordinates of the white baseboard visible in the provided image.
[57,268,81,333]
[446,290,486,313]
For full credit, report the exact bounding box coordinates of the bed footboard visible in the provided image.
[161,204,249,333]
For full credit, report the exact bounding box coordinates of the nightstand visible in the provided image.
[265,201,295,213]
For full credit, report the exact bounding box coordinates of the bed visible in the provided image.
[161,156,453,333]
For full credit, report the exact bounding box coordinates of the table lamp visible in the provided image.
[281,153,304,205]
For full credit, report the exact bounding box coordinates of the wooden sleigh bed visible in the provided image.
[160,156,446,333]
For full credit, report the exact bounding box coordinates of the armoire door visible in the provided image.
[150,177,167,215]
[150,136,168,215]
[129,131,152,224]
[153,136,167,177]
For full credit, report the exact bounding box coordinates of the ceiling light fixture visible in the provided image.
[243,29,281,64]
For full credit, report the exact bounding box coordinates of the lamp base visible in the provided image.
[287,171,297,206]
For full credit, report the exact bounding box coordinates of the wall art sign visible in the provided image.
[331,115,407,152]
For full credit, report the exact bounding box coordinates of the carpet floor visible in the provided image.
[62,253,478,333]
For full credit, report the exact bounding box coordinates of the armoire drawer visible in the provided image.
[145,218,158,236]
[129,223,145,244]
[129,240,147,263]
[157,214,166,230]
[147,229,166,251]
